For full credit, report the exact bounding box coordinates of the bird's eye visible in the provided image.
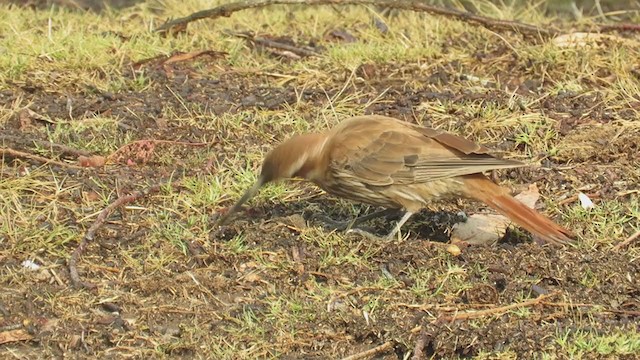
[404,154,419,164]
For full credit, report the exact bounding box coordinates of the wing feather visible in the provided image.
[327,116,525,186]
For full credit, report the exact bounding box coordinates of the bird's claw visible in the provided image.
[346,228,393,242]
[310,214,354,231]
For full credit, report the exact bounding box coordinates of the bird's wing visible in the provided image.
[328,119,525,186]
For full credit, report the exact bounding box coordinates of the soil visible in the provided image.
[1,8,639,359]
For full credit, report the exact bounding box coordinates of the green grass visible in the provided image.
[557,329,640,357]
[1,0,639,358]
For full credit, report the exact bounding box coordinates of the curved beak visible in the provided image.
[217,179,264,226]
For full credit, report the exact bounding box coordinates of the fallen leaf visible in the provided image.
[18,108,52,130]
[78,155,106,167]
[110,140,156,165]
[242,272,262,283]
[446,244,462,256]
[324,28,357,43]
[82,190,102,202]
[0,329,33,344]
[280,214,306,230]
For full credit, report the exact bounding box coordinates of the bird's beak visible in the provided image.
[217,180,264,226]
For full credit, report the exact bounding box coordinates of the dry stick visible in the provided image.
[599,23,640,32]
[252,36,321,57]
[541,301,640,316]
[225,30,321,58]
[155,0,555,37]
[340,341,394,360]
[0,134,93,158]
[1,147,84,169]
[435,292,558,323]
[68,182,167,289]
[612,229,640,251]
[411,329,430,360]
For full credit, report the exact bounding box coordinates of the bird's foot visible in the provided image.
[345,228,403,242]
[312,208,402,232]
[346,228,387,241]
[311,214,355,231]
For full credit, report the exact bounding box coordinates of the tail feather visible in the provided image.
[463,175,575,245]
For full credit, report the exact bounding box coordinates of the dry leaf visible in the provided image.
[242,272,262,283]
[78,155,106,167]
[280,214,306,230]
[0,329,33,344]
[446,244,462,256]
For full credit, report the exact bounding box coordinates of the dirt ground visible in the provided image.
[1,1,639,359]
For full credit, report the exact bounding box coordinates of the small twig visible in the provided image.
[340,341,394,360]
[68,182,170,289]
[1,147,83,169]
[329,286,395,303]
[411,329,430,360]
[155,0,555,37]
[0,134,93,158]
[612,229,640,251]
[434,292,558,323]
[558,192,600,206]
[227,31,321,58]
[254,36,320,57]
[599,23,640,33]
[541,301,640,316]
[396,302,495,312]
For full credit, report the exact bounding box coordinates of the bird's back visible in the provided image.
[315,116,525,211]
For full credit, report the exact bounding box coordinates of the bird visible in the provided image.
[218,115,574,245]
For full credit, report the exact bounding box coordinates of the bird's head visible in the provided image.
[218,133,328,226]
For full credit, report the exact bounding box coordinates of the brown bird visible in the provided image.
[219,115,574,245]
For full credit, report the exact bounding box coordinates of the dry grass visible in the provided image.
[1,0,639,358]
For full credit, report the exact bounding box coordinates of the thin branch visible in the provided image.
[541,301,640,316]
[0,134,93,158]
[612,229,640,251]
[434,292,558,323]
[599,23,640,33]
[411,329,430,360]
[227,31,321,58]
[340,341,394,360]
[1,147,84,169]
[68,182,169,289]
[155,0,555,37]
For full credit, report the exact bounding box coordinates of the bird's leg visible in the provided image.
[314,208,401,231]
[384,211,414,241]
[347,211,414,242]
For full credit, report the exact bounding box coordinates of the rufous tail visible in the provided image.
[462,174,575,245]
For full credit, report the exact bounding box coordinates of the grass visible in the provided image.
[557,329,640,357]
[1,0,639,358]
